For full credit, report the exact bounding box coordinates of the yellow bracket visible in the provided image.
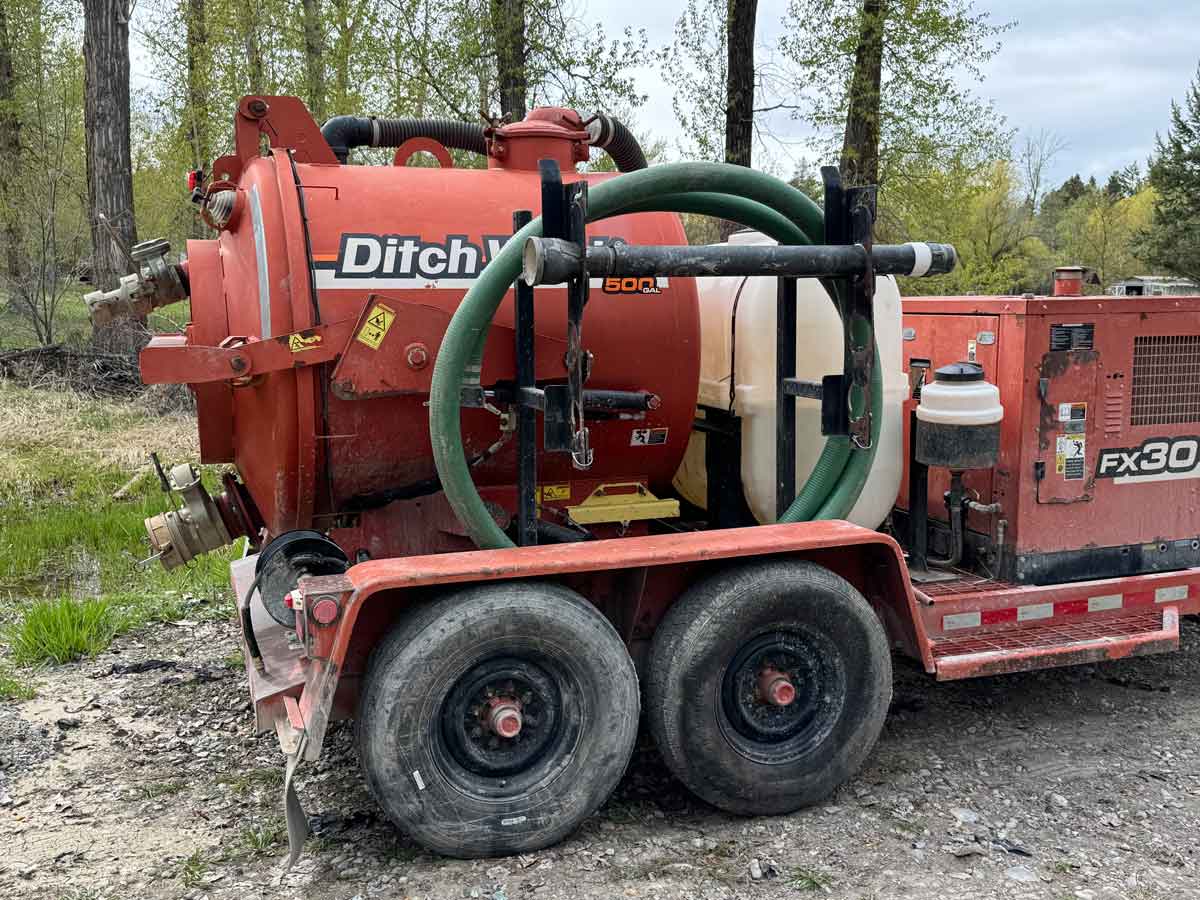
[566,482,680,525]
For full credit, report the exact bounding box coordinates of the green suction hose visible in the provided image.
[429,161,881,550]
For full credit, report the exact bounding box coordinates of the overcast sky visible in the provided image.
[131,2,1199,188]
[590,0,1200,187]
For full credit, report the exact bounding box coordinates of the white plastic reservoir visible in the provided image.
[673,230,906,528]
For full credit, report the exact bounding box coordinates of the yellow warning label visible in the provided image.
[288,331,322,352]
[356,303,397,350]
[537,483,570,502]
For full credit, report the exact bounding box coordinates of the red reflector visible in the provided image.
[187,170,199,191]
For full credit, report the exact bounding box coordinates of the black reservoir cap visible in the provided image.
[935,361,985,383]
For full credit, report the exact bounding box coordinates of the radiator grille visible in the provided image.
[1131,335,1200,426]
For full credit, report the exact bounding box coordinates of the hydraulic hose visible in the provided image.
[320,116,488,164]
[429,161,881,549]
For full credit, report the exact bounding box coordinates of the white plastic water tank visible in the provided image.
[673,230,906,528]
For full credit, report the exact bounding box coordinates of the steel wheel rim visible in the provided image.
[436,653,578,798]
[718,627,847,765]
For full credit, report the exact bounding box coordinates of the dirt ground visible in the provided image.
[1,611,1198,900]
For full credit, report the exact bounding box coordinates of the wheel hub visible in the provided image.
[757,667,796,707]
[720,629,843,757]
[440,657,561,779]
[485,697,524,738]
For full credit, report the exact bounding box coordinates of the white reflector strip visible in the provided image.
[1155,585,1188,603]
[1017,602,1054,621]
[1088,593,1123,612]
[943,611,982,631]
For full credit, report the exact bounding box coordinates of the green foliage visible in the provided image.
[1137,65,1200,283]
[0,662,34,699]
[779,0,1013,184]
[658,0,729,161]
[6,596,119,665]
[239,819,285,855]
[0,0,90,345]
[178,849,210,887]
[0,383,235,666]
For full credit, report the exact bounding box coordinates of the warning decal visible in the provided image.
[1056,434,1086,480]
[1057,402,1087,422]
[537,484,570,502]
[356,303,397,350]
[631,427,669,447]
[287,331,322,352]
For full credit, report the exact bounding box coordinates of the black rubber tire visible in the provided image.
[646,559,892,815]
[357,581,640,858]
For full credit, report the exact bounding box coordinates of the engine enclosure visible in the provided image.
[895,294,1200,584]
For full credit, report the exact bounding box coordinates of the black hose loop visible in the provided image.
[320,116,488,163]
[586,113,648,172]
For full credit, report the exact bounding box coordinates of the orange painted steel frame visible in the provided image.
[275,522,923,761]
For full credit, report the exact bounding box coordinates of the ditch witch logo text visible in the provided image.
[314,233,665,292]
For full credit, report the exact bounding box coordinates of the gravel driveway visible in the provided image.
[2,614,1198,899]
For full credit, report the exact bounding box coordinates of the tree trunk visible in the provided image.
[243,1,265,93]
[491,0,526,122]
[330,0,352,114]
[720,0,757,239]
[840,0,885,187]
[301,0,325,123]
[84,0,141,352]
[0,0,25,307]
[185,0,209,169]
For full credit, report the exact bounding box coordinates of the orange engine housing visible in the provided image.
[150,97,700,558]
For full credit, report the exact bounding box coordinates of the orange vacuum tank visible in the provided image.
[138,97,699,560]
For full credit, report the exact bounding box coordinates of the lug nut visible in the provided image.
[758,668,796,707]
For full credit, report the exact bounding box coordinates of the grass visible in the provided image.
[240,820,286,856]
[138,779,186,800]
[178,849,210,887]
[0,382,239,666]
[221,766,284,796]
[790,868,832,891]
[0,662,34,699]
[6,596,118,665]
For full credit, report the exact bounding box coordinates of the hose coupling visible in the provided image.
[85,238,187,326]
[145,463,250,569]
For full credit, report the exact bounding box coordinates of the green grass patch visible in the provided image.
[790,868,832,891]
[240,820,286,856]
[0,383,240,666]
[222,766,284,795]
[0,663,34,700]
[139,779,186,800]
[6,596,119,665]
[178,849,210,888]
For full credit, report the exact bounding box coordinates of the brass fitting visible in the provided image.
[145,463,233,569]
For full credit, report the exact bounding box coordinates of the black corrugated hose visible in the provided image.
[320,112,647,171]
[584,113,648,171]
[320,116,488,163]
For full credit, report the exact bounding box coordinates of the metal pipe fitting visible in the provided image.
[145,463,239,569]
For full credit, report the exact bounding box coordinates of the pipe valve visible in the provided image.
[85,238,187,327]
